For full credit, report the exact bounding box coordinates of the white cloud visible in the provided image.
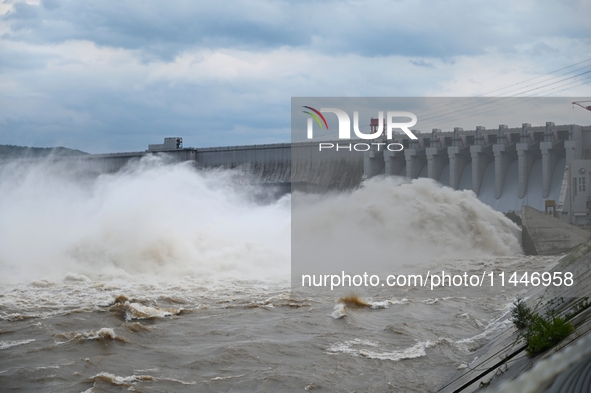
[0,0,589,151]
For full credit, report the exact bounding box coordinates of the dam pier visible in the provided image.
[363,122,591,219]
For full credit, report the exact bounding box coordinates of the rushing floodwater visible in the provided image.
[0,157,559,392]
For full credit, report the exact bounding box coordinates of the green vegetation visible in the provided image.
[510,297,575,357]
[525,312,574,357]
[480,297,576,389]
[510,297,533,330]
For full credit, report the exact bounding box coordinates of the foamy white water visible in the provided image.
[0,156,291,283]
[292,176,522,280]
[0,157,560,392]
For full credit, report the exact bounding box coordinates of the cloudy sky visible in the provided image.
[1,0,590,153]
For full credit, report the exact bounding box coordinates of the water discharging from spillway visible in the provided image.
[0,156,291,283]
[0,156,559,392]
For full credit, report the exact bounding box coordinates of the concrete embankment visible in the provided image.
[437,242,591,392]
[521,206,591,255]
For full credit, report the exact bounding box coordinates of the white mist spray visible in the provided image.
[1,158,521,284]
[0,156,291,283]
[292,176,522,277]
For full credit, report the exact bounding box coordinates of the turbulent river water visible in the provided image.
[0,157,560,392]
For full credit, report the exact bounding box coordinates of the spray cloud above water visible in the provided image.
[0,156,291,283]
[0,157,522,285]
[292,176,522,277]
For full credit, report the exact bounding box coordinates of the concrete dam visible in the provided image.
[75,122,591,221]
[364,122,591,217]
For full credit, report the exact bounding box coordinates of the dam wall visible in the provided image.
[81,141,366,192]
[192,142,365,192]
[364,123,591,214]
[195,143,291,183]
[7,121,589,216]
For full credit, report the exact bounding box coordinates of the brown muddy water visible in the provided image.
[0,255,559,392]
